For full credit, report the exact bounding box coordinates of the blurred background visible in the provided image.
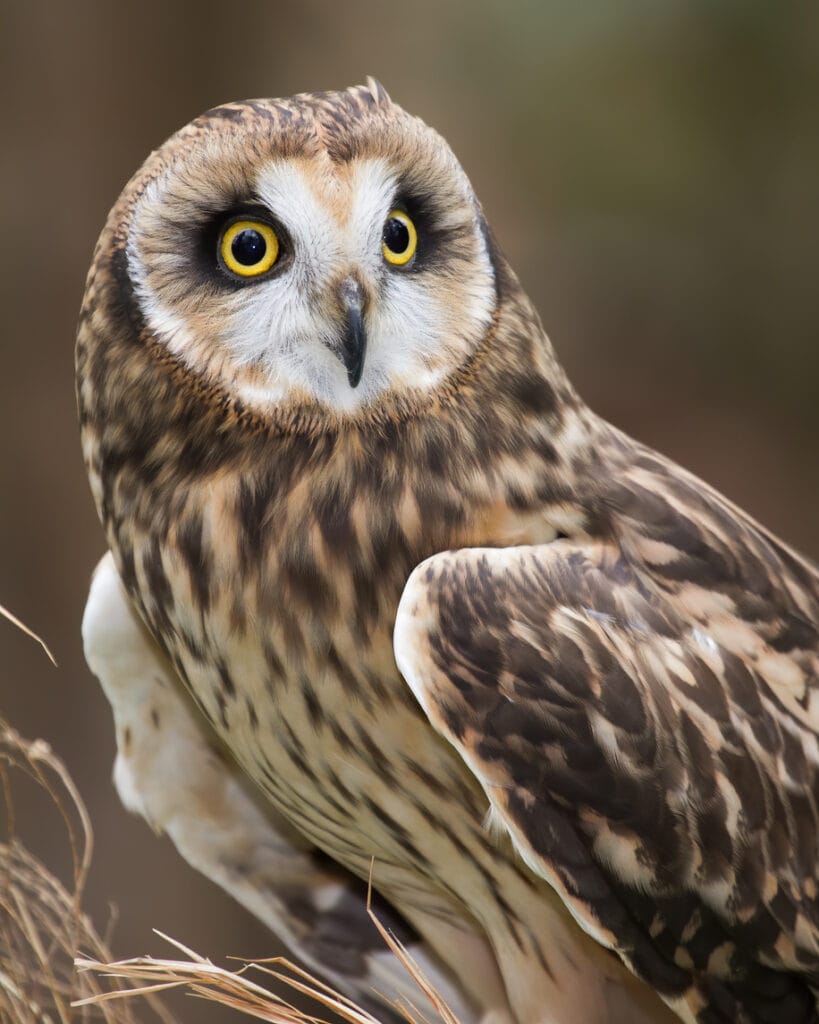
[2,1,817,1019]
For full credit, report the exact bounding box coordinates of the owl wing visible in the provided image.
[82,553,471,1024]
[394,542,819,1023]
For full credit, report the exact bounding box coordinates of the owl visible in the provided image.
[77,81,819,1024]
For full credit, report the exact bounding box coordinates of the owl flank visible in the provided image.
[78,82,819,1024]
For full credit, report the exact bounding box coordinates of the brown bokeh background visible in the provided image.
[2,2,817,1020]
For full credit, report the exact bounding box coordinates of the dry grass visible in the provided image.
[76,903,459,1024]
[0,602,57,667]
[0,718,175,1024]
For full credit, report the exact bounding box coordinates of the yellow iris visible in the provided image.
[220,220,279,278]
[382,210,417,266]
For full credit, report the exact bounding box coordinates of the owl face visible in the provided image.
[123,83,497,416]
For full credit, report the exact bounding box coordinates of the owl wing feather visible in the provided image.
[394,541,819,1023]
[83,553,471,1024]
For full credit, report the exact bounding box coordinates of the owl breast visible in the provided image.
[100,418,507,909]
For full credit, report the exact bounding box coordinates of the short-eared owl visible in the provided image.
[78,80,819,1024]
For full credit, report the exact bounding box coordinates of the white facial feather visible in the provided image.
[129,154,495,413]
[127,176,201,358]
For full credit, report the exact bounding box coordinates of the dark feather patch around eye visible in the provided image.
[390,185,473,274]
[192,203,291,289]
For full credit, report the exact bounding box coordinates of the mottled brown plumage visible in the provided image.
[78,82,819,1023]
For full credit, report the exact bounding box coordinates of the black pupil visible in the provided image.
[231,228,266,266]
[383,217,410,254]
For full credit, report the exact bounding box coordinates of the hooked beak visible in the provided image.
[335,278,368,389]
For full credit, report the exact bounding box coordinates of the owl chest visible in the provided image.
[135,520,486,883]
[186,618,491,900]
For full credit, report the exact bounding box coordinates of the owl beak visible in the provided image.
[335,278,368,389]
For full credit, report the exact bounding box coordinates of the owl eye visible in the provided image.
[382,210,417,267]
[219,219,280,278]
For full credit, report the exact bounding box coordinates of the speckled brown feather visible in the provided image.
[77,83,817,1023]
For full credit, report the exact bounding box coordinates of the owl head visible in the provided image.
[114,80,499,418]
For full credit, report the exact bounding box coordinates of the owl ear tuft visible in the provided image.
[365,76,391,107]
